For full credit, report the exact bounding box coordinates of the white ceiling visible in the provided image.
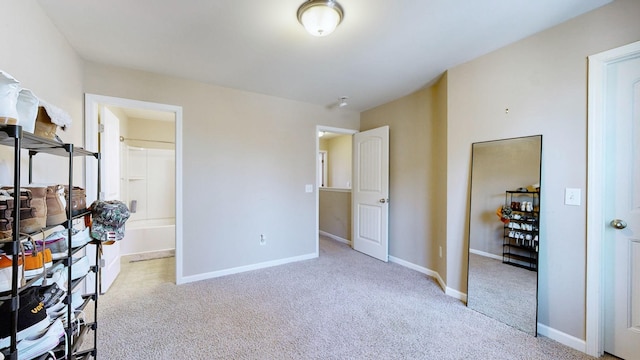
[37,0,611,112]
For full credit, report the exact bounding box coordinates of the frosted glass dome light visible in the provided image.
[297,0,344,37]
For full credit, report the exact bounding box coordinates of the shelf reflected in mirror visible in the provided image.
[466,135,542,336]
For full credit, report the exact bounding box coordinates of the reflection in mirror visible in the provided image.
[467,135,542,336]
[318,132,352,189]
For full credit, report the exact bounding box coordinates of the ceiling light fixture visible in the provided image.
[338,96,348,107]
[297,0,344,37]
[318,131,326,137]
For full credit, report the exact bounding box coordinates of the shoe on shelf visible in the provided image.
[70,256,90,280]
[38,281,67,310]
[0,191,14,241]
[47,303,76,327]
[44,255,90,283]
[15,318,64,360]
[20,187,48,231]
[2,187,45,234]
[23,250,45,280]
[70,227,91,248]
[70,290,84,310]
[64,186,86,217]
[36,230,67,260]
[0,254,22,293]
[42,248,53,270]
[31,264,67,288]
[0,287,50,349]
[16,207,40,234]
[44,185,66,226]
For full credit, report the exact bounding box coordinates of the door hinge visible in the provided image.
[98,124,105,133]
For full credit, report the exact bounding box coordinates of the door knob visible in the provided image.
[610,219,627,229]
[379,198,388,203]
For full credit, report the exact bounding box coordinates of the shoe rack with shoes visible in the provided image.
[502,190,540,271]
[0,123,101,360]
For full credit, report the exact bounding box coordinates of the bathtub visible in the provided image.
[121,218,175,256]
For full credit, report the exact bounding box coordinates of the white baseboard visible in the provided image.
[319,231,351,246]
[537,323,586,353]
[469,248,502,261]
[445,287,468,303]
[389,255,468,303]
[178,253,318,284]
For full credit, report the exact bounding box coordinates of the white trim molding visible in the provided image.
[319,231,351,246]
[179,253,318,284]
[537,323,586,353]
[84,94,185,285]
[388,256,466,302]
[586,40,640,357]
[469,248,502,262]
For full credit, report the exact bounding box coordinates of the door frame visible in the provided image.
[315,125,358,256]
[586,40,640,357]
[84,94,184,284]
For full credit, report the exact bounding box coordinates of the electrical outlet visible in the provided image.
[260,234,266,245]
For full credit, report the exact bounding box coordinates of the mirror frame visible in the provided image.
[466,134,542,336]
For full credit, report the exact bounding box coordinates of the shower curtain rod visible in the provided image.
[119,136,175,144]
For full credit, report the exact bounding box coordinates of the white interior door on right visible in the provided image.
[352,126,389,262]
[603,46,640,360]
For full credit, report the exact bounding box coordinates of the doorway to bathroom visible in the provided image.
[85,94,183,293]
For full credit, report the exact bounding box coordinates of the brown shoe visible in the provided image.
[1,188,46,234]
[21,187,48,231]
[17,207,40,234]
[45,185,66,226]
[64,186,86,216]
[0,192,15,241]
[0,188,31,209]
[0,219,11,241]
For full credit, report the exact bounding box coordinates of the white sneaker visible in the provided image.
[16,318,65,360]
[71,256,90,280]
[44,255,89,282]
[0,255,22,292]
[48,304,76,327]
[70,290,84,310]
[31,264,67,288]
[70,227,91,248]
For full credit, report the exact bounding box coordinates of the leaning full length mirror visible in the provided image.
[467,135,542,336]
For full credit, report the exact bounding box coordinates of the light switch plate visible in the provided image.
[565,188,581,206]
[305,184,313,193]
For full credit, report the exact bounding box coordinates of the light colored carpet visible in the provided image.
[467,253,537,335]
[123,249,176,263]
[92,237,609,359]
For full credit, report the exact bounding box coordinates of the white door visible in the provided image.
[352,126,389,261]
[603,48,640,359]
[97,106,121,293]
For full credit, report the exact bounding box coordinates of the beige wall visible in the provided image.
[0,0,85,186]
[83,62,360,278]
[361,85,447,274]
[127,117,175,150]
[325,135,352,188]
[319,188,351,240]
[446,0,640,340]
